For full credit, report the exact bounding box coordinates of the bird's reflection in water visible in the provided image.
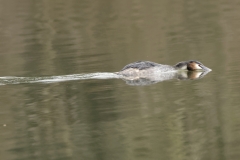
[0,70,211,86]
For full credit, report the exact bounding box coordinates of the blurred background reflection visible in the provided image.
[0,0,240,160]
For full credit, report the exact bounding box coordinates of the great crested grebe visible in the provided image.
[0,60,211,86]
[117,60,211,77]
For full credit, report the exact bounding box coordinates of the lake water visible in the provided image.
[0,0,240,160]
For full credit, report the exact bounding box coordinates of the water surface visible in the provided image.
[0,0,240,160]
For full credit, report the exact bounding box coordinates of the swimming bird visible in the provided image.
[0,60,211,86]
[117,60,211,77]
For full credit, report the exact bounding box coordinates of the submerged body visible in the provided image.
[117,60,211,77]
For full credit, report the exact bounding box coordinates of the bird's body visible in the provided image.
[117,60,211,77]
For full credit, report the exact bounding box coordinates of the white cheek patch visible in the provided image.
[194,64,202,70]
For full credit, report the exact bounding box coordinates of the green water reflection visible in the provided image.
[0,0,240,160]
